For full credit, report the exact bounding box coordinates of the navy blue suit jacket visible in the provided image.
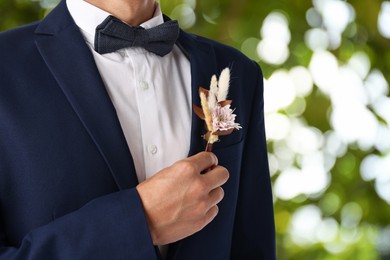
[0,1,276,259]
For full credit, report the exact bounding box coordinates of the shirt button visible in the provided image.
[148,144,158,155]
[140,81,149,90]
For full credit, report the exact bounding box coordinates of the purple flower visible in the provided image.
[212,105,241,132]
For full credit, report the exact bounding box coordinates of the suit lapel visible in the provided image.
[176,31,218,157]
[166,31,218,259]
[34,1,138,189]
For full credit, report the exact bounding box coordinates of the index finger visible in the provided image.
[201,166,229,191]
[187,152,218,173]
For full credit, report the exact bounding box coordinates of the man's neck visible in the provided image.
[84,0,156,25]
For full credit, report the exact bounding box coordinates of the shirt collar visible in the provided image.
[66,0,164,45]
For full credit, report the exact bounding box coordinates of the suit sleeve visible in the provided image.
[230,62,276,259]
[0,188,158,260]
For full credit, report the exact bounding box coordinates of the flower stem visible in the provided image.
[205,142,213,152]
[201,142,214,174]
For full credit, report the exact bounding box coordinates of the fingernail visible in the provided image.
[213,154,218,165]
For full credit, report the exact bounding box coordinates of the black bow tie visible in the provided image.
[94,15,180,57]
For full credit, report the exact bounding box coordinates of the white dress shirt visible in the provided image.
[66,0,192,185]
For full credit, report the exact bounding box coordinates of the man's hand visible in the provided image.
[136,152,229,245]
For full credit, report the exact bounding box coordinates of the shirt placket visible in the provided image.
[131,53,162,180]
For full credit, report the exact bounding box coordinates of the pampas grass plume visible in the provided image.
[208,75,218,109]
[217,68,230,101]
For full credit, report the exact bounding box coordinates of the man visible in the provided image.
[0,0,275,259]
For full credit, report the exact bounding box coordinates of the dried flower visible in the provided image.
[216,68,230,102]
[193,67,242,152]
[212,105,241,132]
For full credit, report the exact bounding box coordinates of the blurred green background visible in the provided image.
[1,0,390,259]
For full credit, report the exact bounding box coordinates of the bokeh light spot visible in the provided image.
[378,2,390,39]
[264,70,296,113]
[257,38,289,65]
[289,205,322,245]
[305,28,330,51]
[171,4,196,29]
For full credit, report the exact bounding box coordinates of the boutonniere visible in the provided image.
[193,68,242,152]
